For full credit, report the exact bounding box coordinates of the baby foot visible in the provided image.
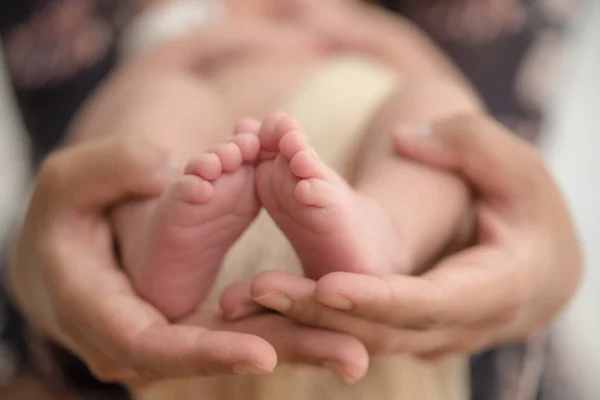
[124,120,261,320]
[256,113,401,280]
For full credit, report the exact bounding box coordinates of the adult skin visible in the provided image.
[5,1,474,386]
[6,28,370,387]
[7,1,581,389]
[222,114,582,359]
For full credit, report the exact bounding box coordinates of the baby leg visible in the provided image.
[257,79,480,279]
[111,77,263,320]
[114,122,262,321]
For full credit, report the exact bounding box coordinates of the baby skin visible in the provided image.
[108,0,476,324]
[114,119,264,320]
[116,104,468,322]
[256,113,405,280]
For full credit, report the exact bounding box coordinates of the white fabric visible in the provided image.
[0,38,30,339]
[118,0,225,60]
[0,39,30,249]
[542,2,600,398]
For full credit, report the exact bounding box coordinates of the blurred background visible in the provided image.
[542,1,600,398]
[0,0,598,399]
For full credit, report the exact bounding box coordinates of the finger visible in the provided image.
[39,135,179,213]
[54,253,277,380]
[220,282,266,320]
[129,325,276,378]
[417,325,502,360]
[73,292,277,379]
[314,245,523,330]
[393,114,549,213]
[248,271,456,355]
[249,271,381,347]
[192,307,370,384]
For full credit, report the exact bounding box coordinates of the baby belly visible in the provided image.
[205,53,320,119]
[134,55,468,400]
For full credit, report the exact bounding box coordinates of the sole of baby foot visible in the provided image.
[129,123,262,320]
[256,113,401,280]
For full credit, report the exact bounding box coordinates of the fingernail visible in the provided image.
[319,295,355,311]
[254,292,293,313]
[322,361,361,385]
[234,362,271,375]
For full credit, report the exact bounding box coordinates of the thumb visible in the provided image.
[393,114,549,211]
[39,135,179,214]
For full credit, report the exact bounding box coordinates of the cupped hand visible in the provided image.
[6,30,369,387]
[221,114,582,358]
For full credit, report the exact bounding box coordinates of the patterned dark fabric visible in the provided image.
[0,0,129,163]
[382,0,577,144]
[1,2,132,398]
[0,0,578,399]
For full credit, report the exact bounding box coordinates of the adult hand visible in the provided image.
[221,114,582,359]
[6,30,368,387]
